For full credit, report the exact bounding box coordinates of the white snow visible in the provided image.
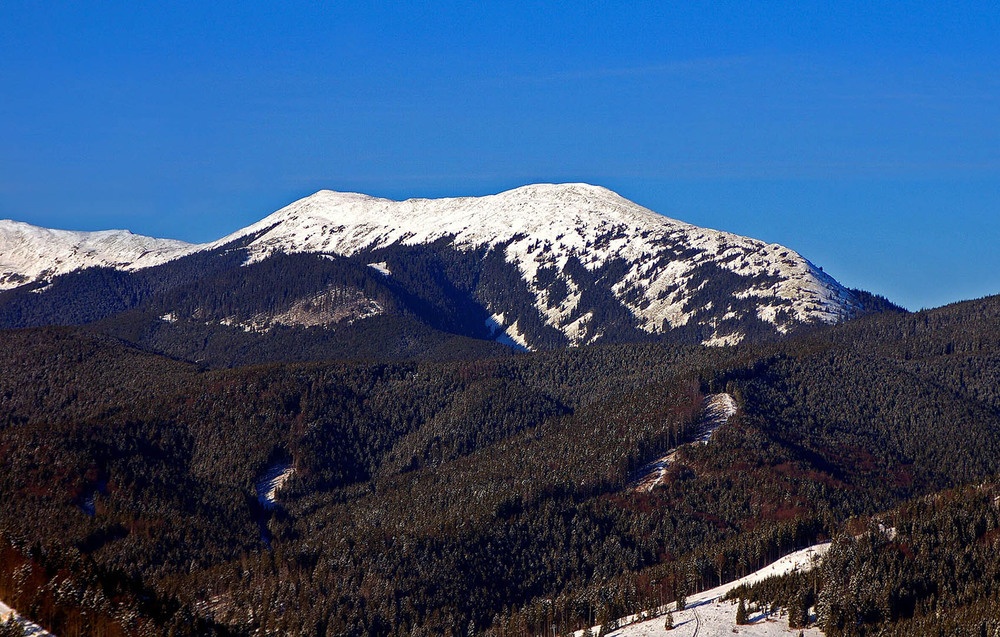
[485,313,505,335]
[198,184,860,343]
[578,543,830,637]
[367,261,391,276]
[702,332,743,348]
[631,393,737,493]
[1,184,863,346]
[0,599,55,636]
[0,219,193,290]
[255,463,295,509]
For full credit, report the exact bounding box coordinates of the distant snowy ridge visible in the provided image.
[0,219,192,290]
[202,184,863,346]
[1,184,865,346]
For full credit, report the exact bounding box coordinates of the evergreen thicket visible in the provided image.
[1,291,1000,635]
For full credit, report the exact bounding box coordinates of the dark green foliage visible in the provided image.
[3,292,1000,635]
[817,484,1000,636]
[735,597,748,624]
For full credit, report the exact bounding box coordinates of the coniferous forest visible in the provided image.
[2,272,1000,635]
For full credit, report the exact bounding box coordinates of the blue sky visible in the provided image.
[1,2,997,310]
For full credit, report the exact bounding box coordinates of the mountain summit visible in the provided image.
[0,219,191,289]
[0,184,875,350]
[204,183,865,346]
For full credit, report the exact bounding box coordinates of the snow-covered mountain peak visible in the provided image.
[0,184,868,347]
[213,182,691,261]
[204,183,862,345]
[0,219,193,290]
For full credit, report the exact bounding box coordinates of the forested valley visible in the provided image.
[2,293,1000,635]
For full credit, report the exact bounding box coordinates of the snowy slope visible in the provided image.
[1,184,865,346]
[579,544,830,637]
[0,599,55,636]
[255,462,295,509]
[202,184,863,345]
[631,393,737,493]
[0,219,192,290]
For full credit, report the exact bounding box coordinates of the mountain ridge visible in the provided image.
[0,218,192,289]
[0,184,877,349]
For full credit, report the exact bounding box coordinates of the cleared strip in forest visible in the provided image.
[629,393,737,493]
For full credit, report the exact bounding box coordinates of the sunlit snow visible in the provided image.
[578,544,830,637]
[0,600,55,636]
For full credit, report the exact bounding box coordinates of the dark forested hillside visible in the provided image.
[0,227,891,366]
[1,293,999,635]
[0,184,887,353]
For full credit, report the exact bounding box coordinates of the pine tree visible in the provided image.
[664,609,674,631]
[788,592,809,628]
[736,598,748,625]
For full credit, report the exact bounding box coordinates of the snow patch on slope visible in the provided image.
[0,599,55,636]
[255,463,295,510]
[367,261,391,276]
[580,543,830,637]
[215,287,383,333]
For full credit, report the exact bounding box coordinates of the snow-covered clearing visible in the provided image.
[255,462,295,509]
[631,393,737,493]
[0,600,55,636]
[367,261,391,276]
[576,544,830,637]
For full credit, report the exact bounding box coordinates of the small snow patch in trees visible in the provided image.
[255,463,295,509]
[79,480,107,517]
[486,313,529,351]
[367,261,391,276]
[694,393,737,444]
[159,312,178,323]
[702,331,743,347]
[495,325,530,352]
[485,313,505,335]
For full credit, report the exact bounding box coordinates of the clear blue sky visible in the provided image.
[1,2,997,310]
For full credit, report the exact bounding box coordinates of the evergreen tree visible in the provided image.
[736,598,748,625]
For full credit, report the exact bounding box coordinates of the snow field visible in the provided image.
[255,462,295,509]
[576,544,830,637]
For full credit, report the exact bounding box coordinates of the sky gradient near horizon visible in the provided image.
[1,2,998,310]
